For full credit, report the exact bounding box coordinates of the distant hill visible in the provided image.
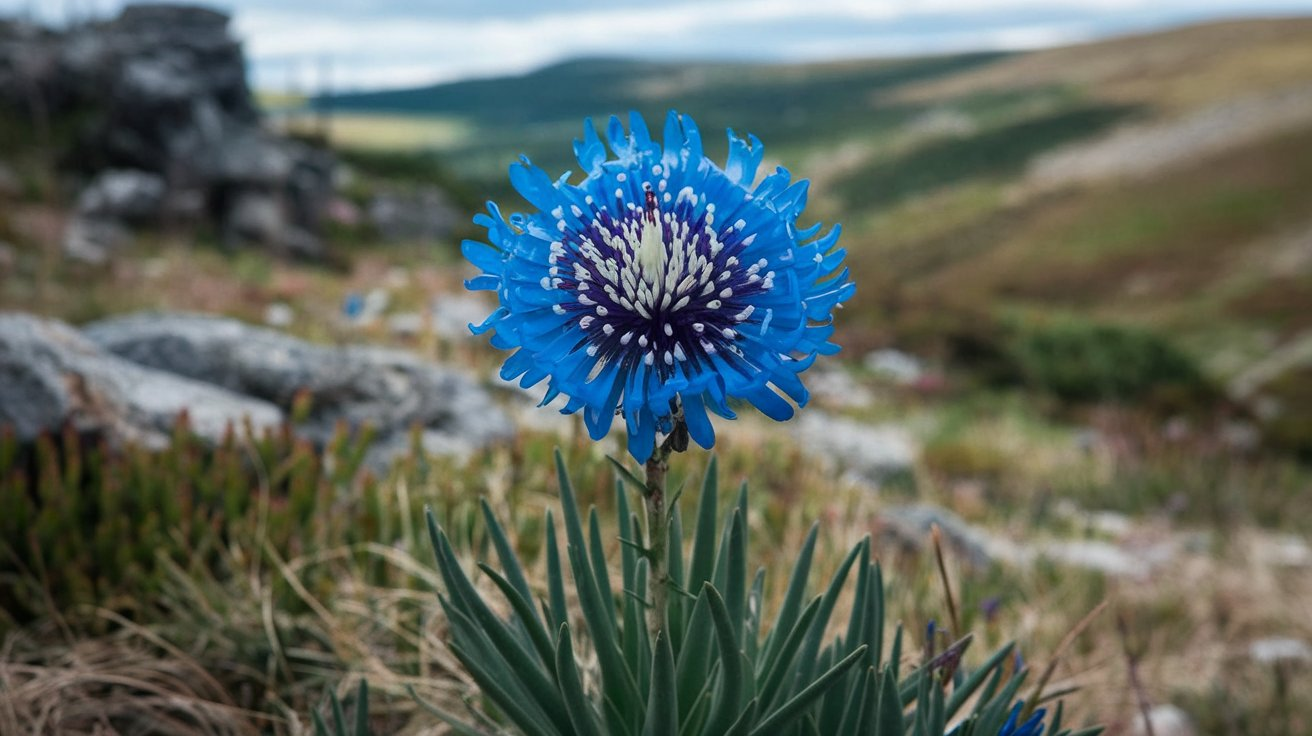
[313,52,1013,180]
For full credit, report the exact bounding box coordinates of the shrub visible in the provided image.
[0,417,402,629]
[1005,317,1212,408]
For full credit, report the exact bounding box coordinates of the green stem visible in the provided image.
[643,422,681,645]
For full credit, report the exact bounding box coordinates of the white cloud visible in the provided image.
[6,0,1311,90]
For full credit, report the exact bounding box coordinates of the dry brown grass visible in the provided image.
[890,18,1312,114]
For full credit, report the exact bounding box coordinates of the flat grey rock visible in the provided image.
[795,411,917,485]
[0,312,282,447]
[83,311,513,466]
[877,503,995,567]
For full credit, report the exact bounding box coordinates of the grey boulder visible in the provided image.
[0,313,282,447]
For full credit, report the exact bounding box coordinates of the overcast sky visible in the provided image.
[7,0,1312,91]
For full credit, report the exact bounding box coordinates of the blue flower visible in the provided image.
[998,703,1046,736]
[464,110,854,462]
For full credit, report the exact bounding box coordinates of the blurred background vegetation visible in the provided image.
[1,5,1311,735]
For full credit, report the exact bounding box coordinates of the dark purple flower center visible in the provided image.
[546,182,775,380]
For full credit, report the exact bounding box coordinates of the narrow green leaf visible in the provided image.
[748,645,869,736]
[724,698,759,736]
[567,541,642,725]
[555,449,590,564]
[406,684,488,736]
[643,630,678,736]
[676,590,716,724]
[788,540,865,700]
[836,667,873,735]
[353,680,369,736]
[890,624,904,679]
[756,596,822,714]
[330,689,347,736]
[555,624,607,736]
[701,584,746,736]
[476,562,557,669]
[717,509,747,646]
[623,513,645,672]
[480,498,539,628]
[589,508,619,631]
[432,526,573,734]
[760,523,818,673]
[441,600,565,735]
[607,455,650,495]
[667,504,687,652]
[446,635,558,736]
[688,455,720,596]
[945,642,1016,720]
[634,556,654,696]
[927,678,946,736]
[746,567,765,664]
[544,509,568,638]
[877,664,904,736]
[619,481,637,590]
[872,564,886,673]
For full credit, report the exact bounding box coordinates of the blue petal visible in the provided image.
[744,385,794,422]
[724,129,764,186]
[509,159,558,210]
[682,393,716,450]
[461,240,504,273]
[468,306,507,335]
[574,118,606,173]
[627,408,657,463]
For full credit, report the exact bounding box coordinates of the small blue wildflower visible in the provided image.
[464,110,854,461]
[342,292,364,320]
[999,703,1046,736]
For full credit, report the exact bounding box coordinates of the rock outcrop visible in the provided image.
[84,312,513,468]
[0,312,283,447]
[0,310,514,470]
[0,5,335,263]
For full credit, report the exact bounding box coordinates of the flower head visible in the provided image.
[464,110,854,461]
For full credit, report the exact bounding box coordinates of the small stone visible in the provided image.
[1037,540,1154,578]
[367,187,459,243]
[263,302,294,328]
[864,348,923,385]
[431,295,495,339]
[76,169,165,222]
[795,412,916,485]
[62,216,130,264]
[1252,533,1312,568]
[1248,637,1312,666]
[877,504,994,567]
[388,311,424,337]
[1131,704,1195,736]
[806,367,874,409]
